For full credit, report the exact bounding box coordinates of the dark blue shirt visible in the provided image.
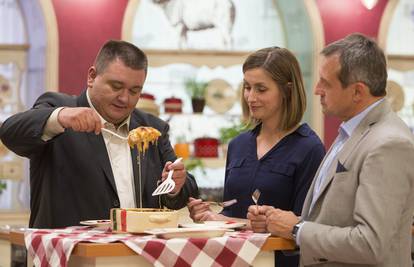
[222,123,325,218]
[221,123,325,267]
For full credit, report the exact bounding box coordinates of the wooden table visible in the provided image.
[8,230,295,267]
[6,227,414,266]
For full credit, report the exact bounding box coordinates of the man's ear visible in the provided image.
[87,67,97,88]
[352,82,367,103]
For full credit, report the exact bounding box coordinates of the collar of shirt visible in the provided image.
[86,89,131,131]
[251,123,310,137]
[339,98,384,139]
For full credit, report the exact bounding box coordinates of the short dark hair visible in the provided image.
[94,40,148,74]
[241,47,306,131]
[321,33,387,97]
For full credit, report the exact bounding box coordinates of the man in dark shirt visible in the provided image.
[0,40,198,228]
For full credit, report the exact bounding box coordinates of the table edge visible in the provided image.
[9,231,295,257]
[9,225,414,257]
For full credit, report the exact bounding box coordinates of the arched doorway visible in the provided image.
[122,0,324,199]
[379,0,414,131]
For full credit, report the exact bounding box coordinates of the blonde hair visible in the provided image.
[241,47,306,131]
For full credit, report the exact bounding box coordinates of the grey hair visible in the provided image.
[321,33,387,97]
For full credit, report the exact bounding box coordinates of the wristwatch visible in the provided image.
[291,219,304,242]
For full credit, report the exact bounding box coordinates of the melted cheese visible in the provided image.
[128,126,161,153]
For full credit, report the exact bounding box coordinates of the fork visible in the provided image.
[251,189,261,210]
[206,198,237,208]
[101,128,128,140]
[152,158,183,196]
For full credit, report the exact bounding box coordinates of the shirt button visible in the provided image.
[113,200,120,207]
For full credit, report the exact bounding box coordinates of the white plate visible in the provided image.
[179,221,246,229]
[205,79,237,114]
[145,227,226,239]
[80,219,111,228]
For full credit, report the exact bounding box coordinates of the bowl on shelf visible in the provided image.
[164,96,183,114]
[137,93,160,116]
[194,137,219,158]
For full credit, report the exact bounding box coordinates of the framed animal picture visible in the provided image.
[128,0,285,51]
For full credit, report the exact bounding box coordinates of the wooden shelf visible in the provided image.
[161,113,241,118]
[184,157,226,169]
[0,212,29,227]
[0,231,9,241]
[0,160,24,180]
[200,157,226,168]
[145,49,249,68]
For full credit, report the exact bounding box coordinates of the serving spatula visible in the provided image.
[152,158,183,196]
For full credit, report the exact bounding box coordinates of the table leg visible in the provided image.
[27,254,33,267]
[0,239,11,267]
[68,255,152,267]
[252,251,274,266]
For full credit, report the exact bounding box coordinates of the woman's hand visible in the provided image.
[187,197,216,222]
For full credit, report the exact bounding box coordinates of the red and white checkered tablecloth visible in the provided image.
[24,226,270,267]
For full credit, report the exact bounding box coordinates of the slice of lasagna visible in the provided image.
[128,126,161,153]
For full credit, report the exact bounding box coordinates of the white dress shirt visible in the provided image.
[42,90,136,208]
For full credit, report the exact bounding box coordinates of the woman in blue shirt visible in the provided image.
[188,47,325,267]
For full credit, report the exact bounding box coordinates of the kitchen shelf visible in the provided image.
[188,157,226,169]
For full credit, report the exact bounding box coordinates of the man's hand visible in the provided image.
[265,208,300,239]
[162,159,186,194]
[58,107,102,134]
[247,205,274,233]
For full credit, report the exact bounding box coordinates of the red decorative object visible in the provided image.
[140,93,155,100]
[164,97,183,113]
[194,137,219,158]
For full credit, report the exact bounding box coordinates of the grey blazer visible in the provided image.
[0,91,199,228]
[299,100,414,267]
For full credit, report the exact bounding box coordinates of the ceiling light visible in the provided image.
[361,0,378,10]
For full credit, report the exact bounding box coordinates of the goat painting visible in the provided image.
[152,0,236,49]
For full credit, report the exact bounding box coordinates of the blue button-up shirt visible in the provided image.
[222,123,325,218]
[222,123,325,267]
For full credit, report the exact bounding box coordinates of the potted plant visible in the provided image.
[0,180,6,195]
[184,78,208,113]
[219,122,247,156]
[184,158,206,175]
